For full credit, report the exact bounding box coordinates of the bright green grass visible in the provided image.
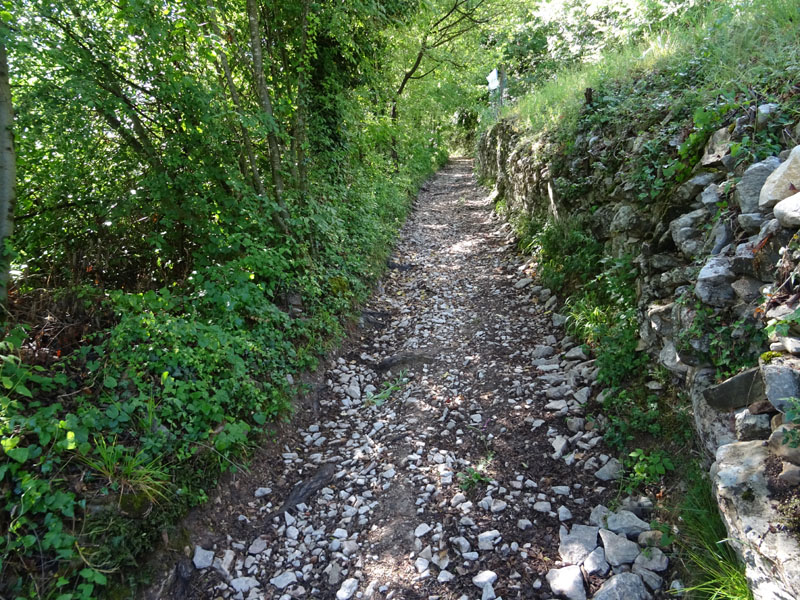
[506,0,800,142]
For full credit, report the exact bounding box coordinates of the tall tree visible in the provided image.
[0,23,14,307]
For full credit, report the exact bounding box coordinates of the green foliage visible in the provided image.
[601,389,664,450]
[457,452,494,492]
[3,0,449,596]
[622,448,675,494]
[781,397,800,449]
[524,216,603,294]
[364,371,407,407]
[677,302,766,379]
[766,306,800,339]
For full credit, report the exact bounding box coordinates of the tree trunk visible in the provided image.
[207,0,266,198]
[0,35,15,307]
[246,0,290,227]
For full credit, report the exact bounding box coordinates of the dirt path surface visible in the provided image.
[149,159,671,600]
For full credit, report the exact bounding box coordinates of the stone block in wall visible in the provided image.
[773,191,800,228]
[695,256,736,307]
[738,213,766,233]
[670,208,709,258]
[734,408,771,441]
[760,145,800,209]
[762,359,800,413]
[735,157,782,213]
[676,172,723,203]
[691,367,737,456]
[702,367,765,411]
[732,277,763,304]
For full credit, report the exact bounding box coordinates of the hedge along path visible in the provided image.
[148,159,636,600]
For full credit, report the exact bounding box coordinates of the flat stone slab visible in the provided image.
[546,565,586,600]
[599,529,640,566]
[702,367,765,410]
[605,510,650,537]
[558,524,599,564]
[592,572,650,600]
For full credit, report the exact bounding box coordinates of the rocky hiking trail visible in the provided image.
[149,159,675,600]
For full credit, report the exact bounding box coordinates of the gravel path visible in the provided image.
[152,159,673,600]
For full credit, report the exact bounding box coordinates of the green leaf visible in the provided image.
[7,446,30,463]
[104,376,118,389]
[16,383,33,398]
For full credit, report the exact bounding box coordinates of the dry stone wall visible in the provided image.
[478,112,800,600]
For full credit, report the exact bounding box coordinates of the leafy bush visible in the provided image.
[525,216,603,294]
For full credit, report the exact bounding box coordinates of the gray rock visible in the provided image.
[763,363,800,413]
[558,524,599,564]
[669,208,708,258]
[231,576,260,593]
[515,277,533,289]
[734,408,771,441]
[192,546,214,570]
[757,103,781,127]
[546,565,586,600]
[565,346,588,361]
[336,578,359,600]
[472,570,498,589]
[638,530,667,548]
[633,565,664,591]
[731,277,763,303]
[774,191,800,228]
[738,213,766,233]
[558,505,573,521]
[700,183,721,208]
[584,546,610,576]
[248,537,267,555]
[595,458,622,481]
[592,572,651,600]
[701,129,732,167]
[702,367,765,410]
[438,570,455,583]
[781,337,800,355]
[708,220,732,255]
[695,256,736,307]
[736,157,781,213]
[254,486,272,498]
[478,529,501,550]
[760,146,800,209]
[599,529,640,566]
[779,461,800,484]
[414,523,432,537]
[610,204,645,234]
[270,571,297,590]
[533,344,555,358]
[769,425,800,465]
[634,547,669,572]
[606,510,650,538]
[677,172,720,203]
[712,440,800,598]
[589,505,611,527]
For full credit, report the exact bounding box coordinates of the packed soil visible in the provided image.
[143,159,625,600]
